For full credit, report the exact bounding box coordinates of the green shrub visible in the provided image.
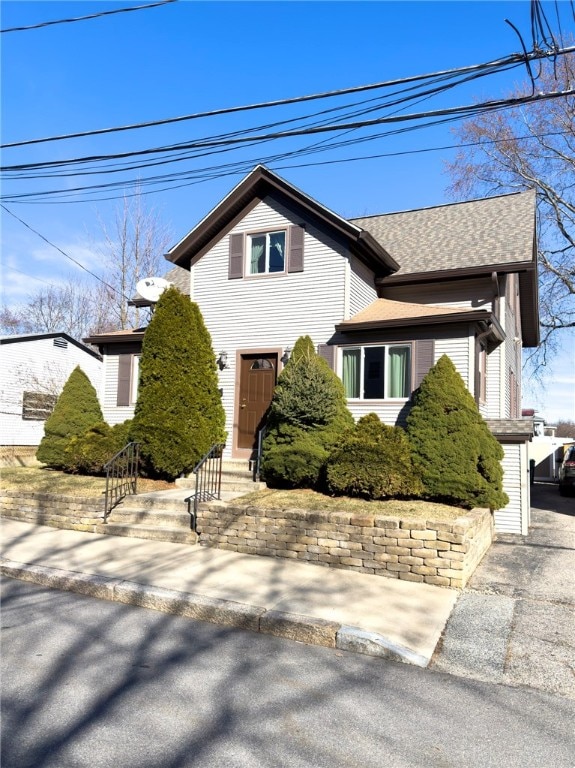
[262,433,329,489]
[406,355,508,510]
[131,287,225,480]
[326,413,421,499]
[64,420,133,475]
[261,335,353,488]
[36,366,103,470]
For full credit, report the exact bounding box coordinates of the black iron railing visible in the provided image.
[254,425,267,482]
[188,443,225,530]
[103,442,139,522]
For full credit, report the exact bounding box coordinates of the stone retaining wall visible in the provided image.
[0,446,40,467]
[0,491,104,531]
[197,504,494,588]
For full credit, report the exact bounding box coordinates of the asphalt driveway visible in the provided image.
[430,482,575,698]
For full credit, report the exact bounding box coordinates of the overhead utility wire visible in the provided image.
[0,204,128,301]
[1,0,177,33]
[5,87,573,181]
[4,64,507,179]
[4,46,571,149]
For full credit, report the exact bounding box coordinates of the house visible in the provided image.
[85,165,539,535]
[523,410,572,482]
[0,332,102,463]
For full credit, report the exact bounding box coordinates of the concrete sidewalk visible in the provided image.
[431,482,575,699]
[0,516,457,667]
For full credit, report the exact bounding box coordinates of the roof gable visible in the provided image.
[165,165,399,276]
[0,332,102,360]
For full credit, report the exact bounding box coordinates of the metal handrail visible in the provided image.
[188,443,225,530]
[103,442,139,522]
[254,424,267,482]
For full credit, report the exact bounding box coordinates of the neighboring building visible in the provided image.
[523,410,572,482]
[86,165,539,534]
[0,333,102,457]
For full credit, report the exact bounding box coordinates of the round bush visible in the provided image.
[64,420,133,475]
[326,413,421,499]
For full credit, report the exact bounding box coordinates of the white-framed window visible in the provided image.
[130,355,141,405]
[247,230,286,275]
[341,344,411,400]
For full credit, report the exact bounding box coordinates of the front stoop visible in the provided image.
[175,460,267,498]
[101,460,265,544]
[102,496,197,545]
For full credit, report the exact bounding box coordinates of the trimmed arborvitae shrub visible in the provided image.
[131,287,225,480]
[406,354,509,510]
[326,413,422,499]
[36,366,103,470]
[261,335,353,488]
[63,420,132,475]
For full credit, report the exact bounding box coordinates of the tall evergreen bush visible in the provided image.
[131,287,225,480]
[406,355,508,510]
[36,366,103,469]
[262,335,353,488]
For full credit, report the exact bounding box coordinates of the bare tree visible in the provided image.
[446,51,575,369]
[97,191,172,329]
[0,279,115,341]
[555,420,575,438]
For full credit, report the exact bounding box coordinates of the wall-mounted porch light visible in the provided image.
[281,346,292,365]
[217,351,229,370]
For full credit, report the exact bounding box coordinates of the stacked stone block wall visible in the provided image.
[0,491,104,531]
[197,504,494,588]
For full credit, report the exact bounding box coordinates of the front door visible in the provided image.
[237,353,278,451]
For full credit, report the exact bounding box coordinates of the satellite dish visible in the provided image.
[136,276,171,302]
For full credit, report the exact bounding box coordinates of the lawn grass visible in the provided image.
[0,466,176,498]
[1,467,466,520]
[233,488,465,520]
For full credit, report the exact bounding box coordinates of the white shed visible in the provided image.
[0,333,102,457]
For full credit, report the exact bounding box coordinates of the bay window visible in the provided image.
[342,344,411,399]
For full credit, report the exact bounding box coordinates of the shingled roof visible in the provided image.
[350,190,536,277]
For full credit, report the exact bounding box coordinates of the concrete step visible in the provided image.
[108,508,193,529]
[95,522,197,545]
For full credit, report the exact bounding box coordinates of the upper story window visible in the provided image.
[248,231,286,275]
[229,225,304,279]
[342,344,411,400]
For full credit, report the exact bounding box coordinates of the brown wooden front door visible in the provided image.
[237,353,278,450]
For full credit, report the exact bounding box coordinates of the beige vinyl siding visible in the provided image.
[381,276,494,310]
[192,197,348,457]
[348,257,377,317]
[0,338,102,446]
[435,332,471,388]
[485,345,502,418]
[493,442,530,534]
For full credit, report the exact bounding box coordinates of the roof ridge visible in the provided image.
[349,188,534,222]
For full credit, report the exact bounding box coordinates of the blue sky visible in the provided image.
[1,0,574,423]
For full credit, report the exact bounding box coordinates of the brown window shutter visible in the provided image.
[229,233,244,279]
[317,343,335,370]
[288,224,304,273]
[117,354,132,406]
[413,340,434,390]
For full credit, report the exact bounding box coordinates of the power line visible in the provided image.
[0,205,127,301]
[4,46,572,149]
[2,87,573,202]
[1,0,177,34]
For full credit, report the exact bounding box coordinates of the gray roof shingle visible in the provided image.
[350,190,536,276]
